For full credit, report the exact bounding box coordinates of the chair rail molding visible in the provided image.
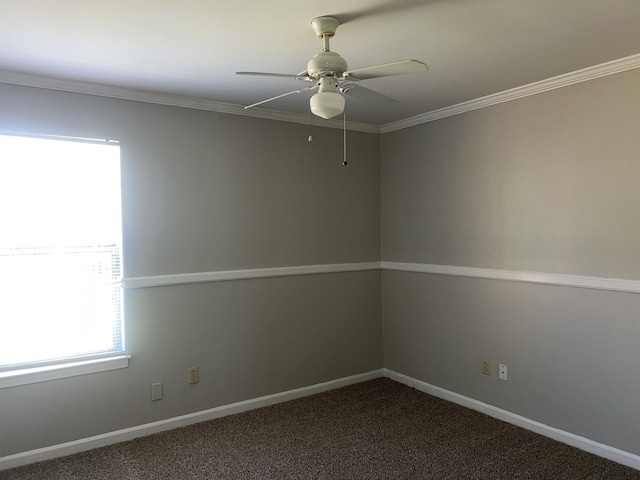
[382,261,640,294]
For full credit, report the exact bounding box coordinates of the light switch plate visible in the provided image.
[151,382,163,401]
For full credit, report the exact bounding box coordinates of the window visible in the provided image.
[0,133,128,387]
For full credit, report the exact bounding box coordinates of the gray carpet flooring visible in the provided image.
[2,378,639,479]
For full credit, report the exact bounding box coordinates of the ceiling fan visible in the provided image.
[235,16,428,119]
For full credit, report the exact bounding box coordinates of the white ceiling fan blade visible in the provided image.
[343,60,427,81]
[341,84,398,105]
[235,71,312,81]
[244,84,317,110]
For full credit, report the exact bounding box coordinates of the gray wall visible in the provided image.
[2,66,639,460]
[381,68,640,455]
[0,84,383,456]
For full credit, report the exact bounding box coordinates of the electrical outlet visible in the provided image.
[188,367,199,384]
[499,364,508,381]
[151,382,163,401]
[481,359,490,376]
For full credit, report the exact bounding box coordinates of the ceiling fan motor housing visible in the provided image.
[307,51,348,78]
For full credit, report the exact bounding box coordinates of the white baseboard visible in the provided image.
[384,369,640,471]
[4,368,638,472]
[0,369,384,471]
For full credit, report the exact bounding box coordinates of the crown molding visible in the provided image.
[0,71,379,134]
[2,52,639,136]
[379,53,640,134]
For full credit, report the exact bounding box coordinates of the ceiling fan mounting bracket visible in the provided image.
[311,16,340,38]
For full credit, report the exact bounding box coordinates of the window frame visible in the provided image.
[0,132,129,388]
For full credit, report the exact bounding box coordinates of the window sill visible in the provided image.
[0,355,130,389]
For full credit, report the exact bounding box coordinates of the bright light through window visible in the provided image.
[0,133,124,370]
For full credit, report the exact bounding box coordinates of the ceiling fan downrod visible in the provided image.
[322,33,331,52]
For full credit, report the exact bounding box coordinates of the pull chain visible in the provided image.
[342,110,347,166]
[308,109,313,142]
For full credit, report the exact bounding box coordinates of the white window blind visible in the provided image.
[0,133,124,373]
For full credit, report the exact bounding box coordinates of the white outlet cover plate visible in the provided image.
[499,364,508,381]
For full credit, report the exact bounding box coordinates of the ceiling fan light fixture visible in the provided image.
[310,90,345,119]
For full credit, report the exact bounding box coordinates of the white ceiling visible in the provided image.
[1,0,640,126]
